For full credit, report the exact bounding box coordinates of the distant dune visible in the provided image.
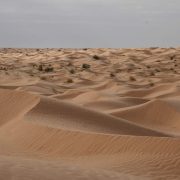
[0,48,180,179]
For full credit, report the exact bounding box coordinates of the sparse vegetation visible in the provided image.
[170,55,175,60]
[40,76,47,80]
[129,76,136,81]
[37,64,54,72]
[82,63,91,69]
[127,68,133,72]
[32,63,37,68]
[115,69,121,73]
[150,71,155,76]
[44,65,54,72]
[149,82,154,86]
[93,55,100,60]
[110,72,115,77]
[155,68,161,72]
[38,64,43,71]
[0,66,7,71]
[69,69,75,74]
[67,78,73,83]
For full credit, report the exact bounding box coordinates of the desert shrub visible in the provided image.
[44,66,54,72]
[93,55,100,60]
[110,72,115,77]
[150,71,155,76]
[115,69,121,73]
[155,68,160,72]
[40,76,47,80]
[0,66,7,71]
[67,78,73,83]
[32,63,37,68]
[38,64,43,71]
[129,76,136,81]
[82,64,91,69]
[170,55,175,60]
[149,82,154,86]
[69,69,75,74]
[170,67,174,71]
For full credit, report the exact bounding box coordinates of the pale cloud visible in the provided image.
[0,0,180,47]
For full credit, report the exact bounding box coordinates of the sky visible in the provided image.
[0,0,180,48]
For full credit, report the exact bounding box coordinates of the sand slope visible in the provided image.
[0,48,180,179]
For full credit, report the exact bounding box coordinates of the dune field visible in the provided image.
[0,48,180,179]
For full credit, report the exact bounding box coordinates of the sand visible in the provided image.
[0,48,180,179]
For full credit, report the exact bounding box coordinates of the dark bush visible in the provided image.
[82,64,91,69]
[93,55,100,60]
[110,72,115,77]
[38,64,43,71]
[67,78,73,83]
[69,69,75,74]
[44,66,54,72]
[129,76,136,81]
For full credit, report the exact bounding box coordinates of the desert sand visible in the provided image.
[0,48,180,179]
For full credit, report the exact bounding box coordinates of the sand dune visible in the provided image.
[25,97,169,136]
[110,98,180,135]
[0,89,39,126]
[0,48,180,179]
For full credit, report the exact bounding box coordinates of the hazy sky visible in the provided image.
[0,0,180,48]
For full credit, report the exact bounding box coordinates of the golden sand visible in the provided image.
[0,48,180,179]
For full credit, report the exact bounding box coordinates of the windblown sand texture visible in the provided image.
[0,48,180,179]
